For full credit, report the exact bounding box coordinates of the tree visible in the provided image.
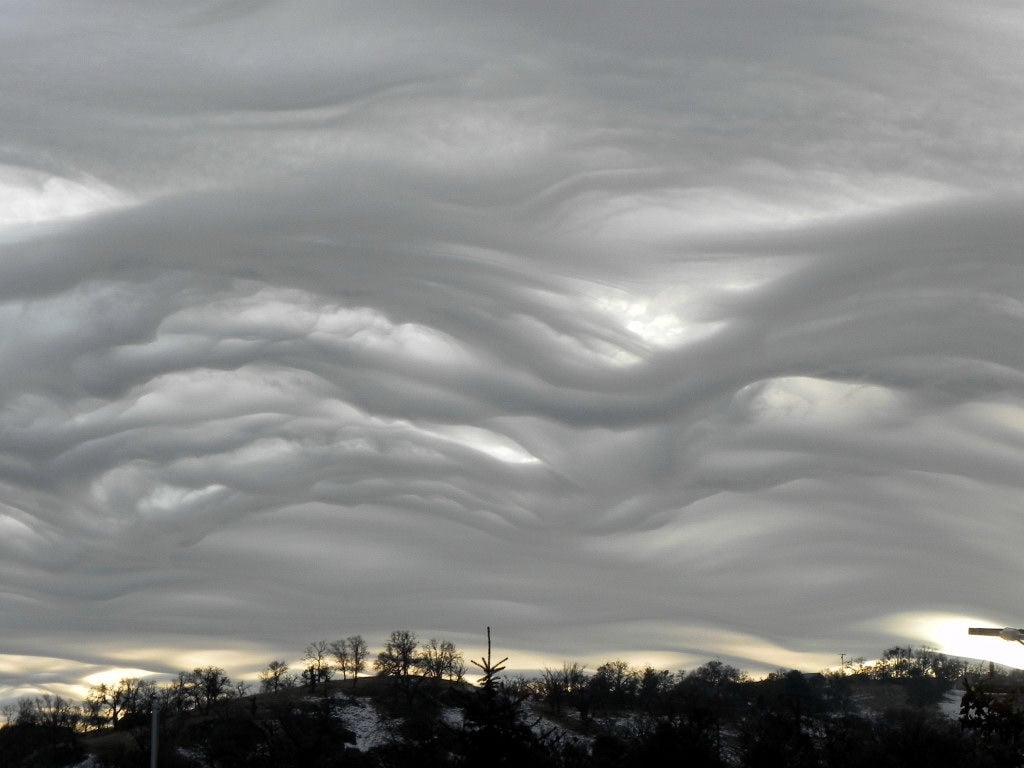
[875,645,914,679]
[537,667,567,716]
[375,630,420,709]
[328,635,371,689]
[417,637,466,683]
[167,670,196,714]
[85,678,153,729]
[636,666,677,715]
[375,630,418,679]
[160,667,231,715]
[232,680,251,700]
[346,634,369,689]
[589,659,639,712]
[561,662,592,722]
[302,640,334,693]
[917,646,966,683]
[329,639,351,680]
[0,694,83,768]
[739,705,819,768]
[326,634,373,691]
[620,716,725,768]
[456,627,541,766]
[536,662,590,719]
[677,660,745,762]
[192,666,232,713]
[258,659,292,694]
[688,659,743,688]
[27,694,81,731]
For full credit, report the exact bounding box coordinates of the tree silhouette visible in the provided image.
[84,678,154,729]
[454,627,554,768]
[303,640,335,693]
[375,630,418,678]
[418,637,466,684]
[375,629,420,709]
[328,635,372,690]
[259,659,293,694]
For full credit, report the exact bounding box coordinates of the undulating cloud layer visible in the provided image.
[3,1,1024,701]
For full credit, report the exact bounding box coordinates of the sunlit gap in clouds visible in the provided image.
[51,646,279,701]
[0,656,154,704]
[738,376,903,427]
[9,645,379,705]
[122,646,274,683]
[416,424,540,464]
[592,292,712,352]
[0,164,133,229]
[586,280,732,365]
[82,667,158,688]
[883,612,1024,670]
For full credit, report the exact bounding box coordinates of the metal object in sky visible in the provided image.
[968,627,1024,644]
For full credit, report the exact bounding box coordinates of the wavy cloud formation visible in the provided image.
[2,1,1024,701]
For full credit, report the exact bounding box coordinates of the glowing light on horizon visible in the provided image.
[881,612,1024,669]
[82,667,159,687]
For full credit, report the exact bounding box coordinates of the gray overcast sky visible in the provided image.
[3,0,1024,702]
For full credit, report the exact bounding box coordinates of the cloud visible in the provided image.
[2,1,1024,702]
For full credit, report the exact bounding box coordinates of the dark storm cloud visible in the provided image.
[3,1,1024,700]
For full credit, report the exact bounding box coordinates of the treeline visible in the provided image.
[1,631,1022,767]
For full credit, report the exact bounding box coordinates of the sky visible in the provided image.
[3,0,1024,704]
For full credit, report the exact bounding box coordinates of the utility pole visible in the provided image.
[150,693,159,768]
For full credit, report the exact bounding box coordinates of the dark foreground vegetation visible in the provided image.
[4,629,1024,767]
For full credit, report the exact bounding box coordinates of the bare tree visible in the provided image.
[536,663,588,717]
[375,630,418,679]
[84,678,153,728]
[13,694,81,731]
[590,659,639,711]
[258,659,292,694]
[330,635,369,689]
[8,694,83,764]
[561,662,592,722]
[303,640,334,692]
[636,666,676,714]
[192,666,232,713]
[166,671,195,714]
[0,701,19,726]
[537,667,567,715]
[417,638,465,683]
[375,630,420,707]
[346,635,369,689]
[232,680,251,699]
[329,639,351,680]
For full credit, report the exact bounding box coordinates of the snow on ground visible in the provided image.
[326,692,592,755]
[523,703,593,752]
[329,695,396,751]
[939,689,964,720]
[329,696,470,752]
[440,704,464,730]
[67,697,598,765]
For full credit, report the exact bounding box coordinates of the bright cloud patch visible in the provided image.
[0,165,131,227]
